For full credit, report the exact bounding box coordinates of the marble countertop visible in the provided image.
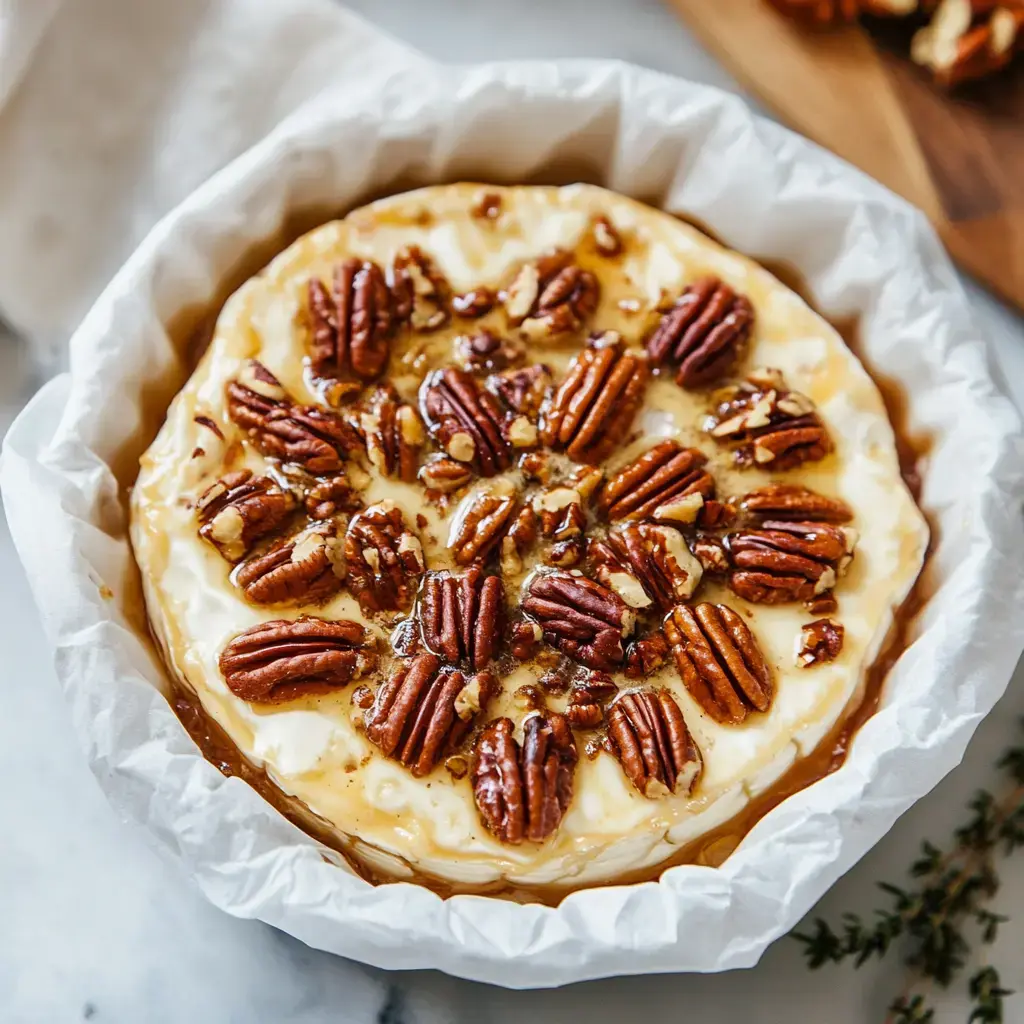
[2,2,1023,1021]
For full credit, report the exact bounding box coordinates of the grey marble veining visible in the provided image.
[1,2,1023,1021]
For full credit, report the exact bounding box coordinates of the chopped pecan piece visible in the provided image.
[487,364,552,419]
[235,523,344,605]
[693,536,730,574]
[390,246,450,332]
[510,620,543,660]
[308,259,392,381]
[448,480,521,566]
[706,368,832,470]
[540,336,649,464]
[365,653,497,777]
[501,505,538,577]
[591,216,623,257]
[455,330,525,373]
[740,483,853,524]
[344,501,424,613]
[219,617,374,702]
[472,713,578,844]
[226,361,360,474]
[534,486,587,568]
[196,470,296,562]
[419,368,512,476]
[607,689,702,797]
[418,567,505,670]
[664,603,773,724]
[727,519,857,604]
[521,571,635,671]
[599,440,715,523]
[912,3,1024,87]
[418,454,474,497]
[452,287,497,318]
[303,473,362,520]
[625,630,671,679]
[797,618,845,667]
[505,249,600,339]
[355,384,425,483]
[592,522,703,611]
[566,673,618,728]
[646,277,753,388]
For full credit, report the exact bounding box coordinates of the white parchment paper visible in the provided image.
[3,58,1024,987]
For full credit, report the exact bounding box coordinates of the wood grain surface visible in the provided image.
[666,0,1024,312]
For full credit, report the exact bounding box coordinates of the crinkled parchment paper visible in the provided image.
[3,59,1023,987]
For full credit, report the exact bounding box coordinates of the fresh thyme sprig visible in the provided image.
[794,717,1024,1023]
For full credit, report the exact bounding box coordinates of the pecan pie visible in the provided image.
[132,183,928,897]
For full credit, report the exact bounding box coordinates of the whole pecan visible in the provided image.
[540,335,649,464]
[664,603,773,724]
[365,653,497,777]
[355,384,425,483]
[797,618,845,667]
[448,480,521,566]
[566,673,619,728]
[226,361,360,474]
[344,501,425,613]
[455,330,525,374]
[606,689,702,798]
[726,519,857,604]
[599,440,715,523]
[196,470,296,562]
[419,367,512,476]
[219,616,375,702]
[625,629,671,679]
[390,245,450,332]
[504,249,599,338]
[234,523,344,606]
[740,483,853,524]
[472,713,578,844]
[706,368,832,470]
[308,259,392,381]
[418,567,505,670]
[592,522,703,611]
[521,571,635,671]
[646,277,753,388]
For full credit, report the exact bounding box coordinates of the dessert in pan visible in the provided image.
[130,183,928,896]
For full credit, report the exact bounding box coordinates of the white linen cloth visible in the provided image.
[2,0,1023,989]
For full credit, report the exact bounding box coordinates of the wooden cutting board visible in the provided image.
[665,0,1024,313]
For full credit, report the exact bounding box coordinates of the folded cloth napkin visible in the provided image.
[0,0,425,357]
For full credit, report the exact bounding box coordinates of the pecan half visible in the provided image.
[455,330,525,374]
[356,384,425,483]
[226,361,360,474]
[505,249,599,339]
[472,713,578,844]
[344,501,425,613]
[625,630,671,679]
[365,653,496,777]
[646,277,753,388]
[727,519,857,604]
[521,571,635,671]
[592,522,703,611]
[606,689,702,798]
[448,480,521,566]
[706,368,832,470]
[419,368,512,476]
[797,618,845,667]
[664,603,773,724]
[418,567,505,670]
[219,616,374,702]
[598,440,715,523]
[390,246,450,332]
[740,483,853,524]
[540,335,649,464]
[308,259,392,381]
[196,470,296,562]
[234,523,344,606]
[566,673,618,729]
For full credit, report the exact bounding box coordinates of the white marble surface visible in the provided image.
[1,1,1023,1021]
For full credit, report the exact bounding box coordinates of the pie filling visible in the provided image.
[131,183,929,894]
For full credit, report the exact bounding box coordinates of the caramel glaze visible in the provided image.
[150,222,935,907]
